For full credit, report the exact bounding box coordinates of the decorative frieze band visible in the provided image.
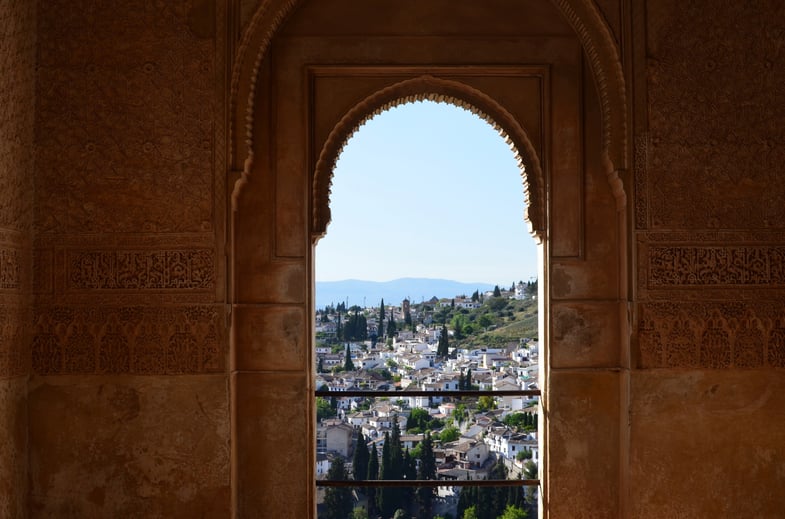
[0,304,28,378]
[637,302,785,369]
[0,248,20,289]
[67,249,214,290]
[32,305,226,375]
[648,246,785,287]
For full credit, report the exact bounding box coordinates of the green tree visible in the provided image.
[416,433,437,519]
[499,504,527,519]
[478,313,494,329]
[367,445,379,516]
[477,395,497,412]
[387,317,397,338]
[453,403,468,425]
[316,397,336,422]
[493,285,502,297]
[471,290,480,302]
[317,357,324,373]
[344,344,355,371]
[438,425,460,443]
[462,506,479,519]
[353,431,369,481]
[408,408,431,431]
[465,368,473,390]
[352,507,369,519]
[379,298,385,338]
[437,323,450,357]
[324,457,353,519]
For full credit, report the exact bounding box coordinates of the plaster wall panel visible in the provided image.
[0,377,27,519]
[28,375,230,518]
[550,301,620,368]
[233,304,306,371]
[547,370,620,519]
[233,372,310,519]
[630,370,785,518]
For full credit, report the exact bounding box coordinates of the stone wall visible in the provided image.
[30,0,230,515]
[630,0,785,516]
[0,1,36,516]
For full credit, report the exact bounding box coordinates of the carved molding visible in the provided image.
[634,133,648,229]
[32,305,226,375]
[648,246,785,288]
[66,249,215,291]
[230,0,628,206]
[311,76,545,242]
[638,302,785,370]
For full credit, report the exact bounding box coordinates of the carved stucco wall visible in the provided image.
[631,1,785,516]
[0,1,35,517]
[30,0,230,516]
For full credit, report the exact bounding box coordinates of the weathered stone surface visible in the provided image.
[233,305,306,371]
[630,370,785,518]
[234,372,310,518]
[547,370,620,519]
[28,375,230,518]
[551,301,621,368]
[0,377,27,519]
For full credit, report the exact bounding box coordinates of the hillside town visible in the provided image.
[316,282,539,519]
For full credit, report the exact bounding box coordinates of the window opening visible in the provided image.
[315,100,541,519]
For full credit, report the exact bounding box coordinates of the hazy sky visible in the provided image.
[315,100,539,286]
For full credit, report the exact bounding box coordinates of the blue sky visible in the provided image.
[315,100,539,286]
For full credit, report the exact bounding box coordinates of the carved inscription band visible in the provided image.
[68,249,214,290]
[649,246,785,287]
[32,305,225,375]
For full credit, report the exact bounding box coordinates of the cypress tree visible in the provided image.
[353,431,369,482]
[367,445,379,516]
[417,432,437,519]
[323,457,353,519]
[344,344,355,371]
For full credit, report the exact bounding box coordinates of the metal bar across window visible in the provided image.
[315,389,541,398]
[317,479,539,488]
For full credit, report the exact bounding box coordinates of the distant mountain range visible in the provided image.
[315,278,497,309]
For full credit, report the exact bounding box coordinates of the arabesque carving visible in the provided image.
[67,249,215,290]
[648,246,785,287]
[638,302,784,369]
[32,305,225,375]
[35,0,216,234]
[0,248,20,290]
[647,0,785,229]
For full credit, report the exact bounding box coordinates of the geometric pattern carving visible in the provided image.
[0,248,20,290]
[35,0,215,234]
[32,305,225,375]
[647,1,785,229]
[638,302,785,369]
[0,1,35,231]
[67,249,214,290]
[634,133,648,229]
[649,246,785,287]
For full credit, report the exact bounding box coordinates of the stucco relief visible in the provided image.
[648,246,785,287]
[647,0,785,229]
[0,1,35,232]
[0,248,20,290]
[32,305,226,375]
[0,305,27,378]
[638,303,784,369]
[67,249,214,290]
[35,0,216,234]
